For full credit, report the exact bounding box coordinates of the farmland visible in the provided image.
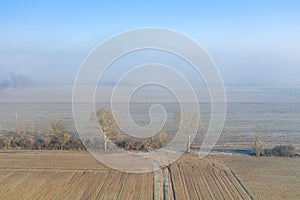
[1,86,300,150]
[216,154,300,200]
[1,86,300,199]
[0,151,256,200]
[1,151,300,199]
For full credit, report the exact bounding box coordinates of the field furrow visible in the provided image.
[211,165,236,199]
[0,171,33,196]
[200,172,215,199]
[80,172,109,200]
[95,171,122,199]
[170,163,188,199]
[34,171,74,199]
[190,165,209,199]
[2,171,45,200]
[0,152,256,200]
[180,163,200,200]
[0,170,13,183]
[218,169,241,199]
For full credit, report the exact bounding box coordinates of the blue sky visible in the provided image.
[0,0,300,86]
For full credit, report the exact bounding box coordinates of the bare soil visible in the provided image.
[1,151,297,199]
[213,154,300,200]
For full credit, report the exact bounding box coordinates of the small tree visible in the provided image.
[6,136,12,149]
[96,107,121,150]
[60,133,70,150]
[48,119,70,150]
[48,119,66,136]
[252,128,265,156]
[157,131,168,147]
[175,109,204,153]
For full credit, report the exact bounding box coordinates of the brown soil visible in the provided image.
[0,151,260,200]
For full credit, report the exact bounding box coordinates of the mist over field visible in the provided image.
[1,85,299,151]
[1,1,300,87]
[1,1,300,199]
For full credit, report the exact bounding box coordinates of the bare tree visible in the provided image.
[48,119,70,150]
[96,107,121,150]
[252,127,265,156]
[6,136,12,149]
[15,110,19,135]
[61,133,70,150]
[175,109,204,153]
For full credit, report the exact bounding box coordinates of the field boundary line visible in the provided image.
[153,161,162,200]
[166,166,176,200]
[0,168,111,172]
[229,169,254,200]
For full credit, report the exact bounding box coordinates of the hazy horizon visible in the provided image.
[1,1,300,87]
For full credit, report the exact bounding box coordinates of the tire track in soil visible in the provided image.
[95,171,122,199]
[23,171,70,200]
[34,171,74,199]
[51,171,83,199]
[37,172,75,199]
[162,167,169,200]
[153,161,163,200]
[79,172,103,199]
[200,171,215,199]
[141,173,153,200]
[0,170,33,197]
[0,170,13,180]
[82,172,109,200]
[180,163,200,200]
[128,174,149,200]
[218,169,241,199]
[3,170,45,200]
[112,173,128,200]
[132,173,151,200]
[168,155,253,200]
[190,164,209,199]
[144,172,154,200]
[66,172,97,200]
[208,164,227,199]
[210,164,236,199]
[116,173,136,200]
[228,169,254,200]
[164,167,175,200]
[108,172,126,200]
[0,170,14,186]
[178,163,191,199]
[218,167,249,199]
[169,163,188,199]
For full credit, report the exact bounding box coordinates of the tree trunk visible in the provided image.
[186,133,191,153]
[104,133,107,150]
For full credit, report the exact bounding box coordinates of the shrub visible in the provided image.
[252,138,265,156]
[266,144,298,157]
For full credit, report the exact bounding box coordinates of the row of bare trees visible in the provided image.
[0,107,204,153]
[96,107,204,153]
[0,119,84,150]
[96,107,170,152]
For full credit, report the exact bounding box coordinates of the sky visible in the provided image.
[0,0,300,86]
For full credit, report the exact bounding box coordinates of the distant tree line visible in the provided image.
[0,72,35,88]
[0,107,201,153]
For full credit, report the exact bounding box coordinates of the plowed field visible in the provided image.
[0,151,253,200]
